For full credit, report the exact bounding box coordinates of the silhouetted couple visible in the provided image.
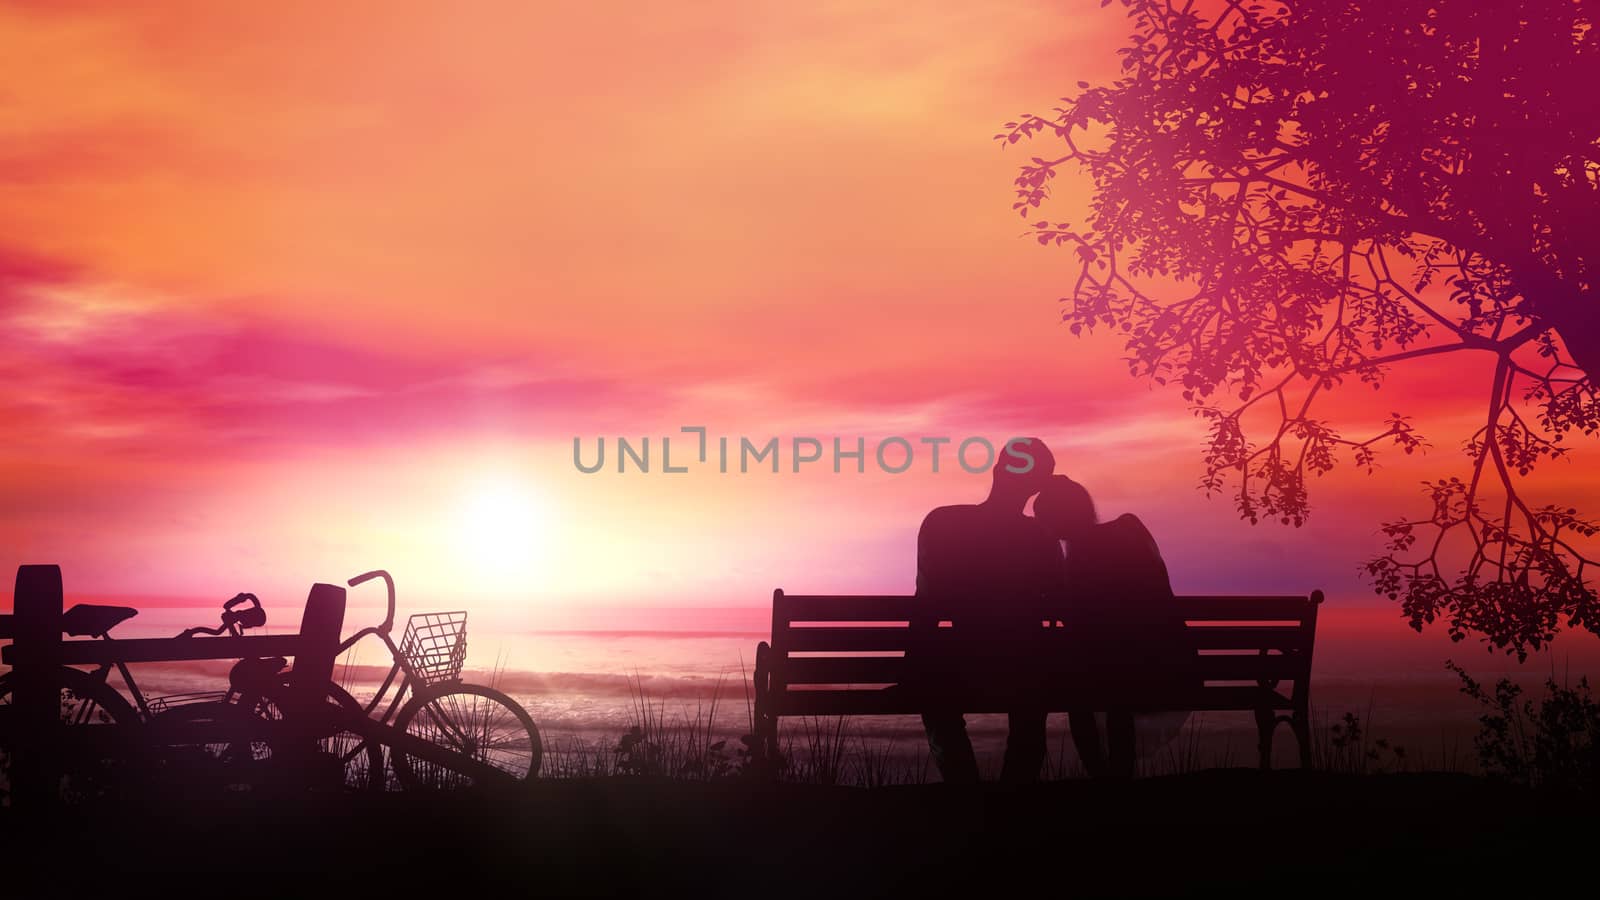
[913,437,1193,783]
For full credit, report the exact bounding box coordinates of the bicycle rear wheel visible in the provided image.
[299,684,386,792]
[147,697,273,792]
[391,682,541,789]
[0,668,139,804]
[148,685,383,793]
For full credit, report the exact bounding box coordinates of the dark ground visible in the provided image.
[1,771,1589,897]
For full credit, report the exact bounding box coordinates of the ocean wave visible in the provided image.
[466,668,754,700]
[518,629,768,640]
[127,659,755,701]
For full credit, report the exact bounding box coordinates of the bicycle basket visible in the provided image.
[400,611,468,685]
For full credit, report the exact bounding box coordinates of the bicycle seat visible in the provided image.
[62,604,139,638]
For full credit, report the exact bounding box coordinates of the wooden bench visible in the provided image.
[751,589,1324,772]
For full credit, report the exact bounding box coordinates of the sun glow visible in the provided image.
[452,478,549,584]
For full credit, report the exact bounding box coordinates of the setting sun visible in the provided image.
[452,478,548,583]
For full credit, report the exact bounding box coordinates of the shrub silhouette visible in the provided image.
[1449,659,1600,792]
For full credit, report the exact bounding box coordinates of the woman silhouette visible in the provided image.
[1032,476,1196,777]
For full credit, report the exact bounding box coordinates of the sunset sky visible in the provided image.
[4,1,1596,630]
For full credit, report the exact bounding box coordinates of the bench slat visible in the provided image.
[766,684,1296,716]
[781,628,914,652]
[777,593,1318,624]
[779,654,1307,687]
[774,593,915,623]
[780,625,1314,653]
[1187,626,1311,651]
[1176,596,1317,621]
[779,656,911,685]
[1193,653,1308,682]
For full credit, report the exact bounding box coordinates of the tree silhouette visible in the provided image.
[1001,0,1599,658]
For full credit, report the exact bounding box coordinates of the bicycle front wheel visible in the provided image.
[391,683,541,789]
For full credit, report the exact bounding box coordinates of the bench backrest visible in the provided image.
[767,589,1322,706]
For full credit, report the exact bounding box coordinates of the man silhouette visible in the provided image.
[913,437,1061,784]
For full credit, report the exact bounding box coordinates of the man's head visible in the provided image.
[986,437,1055,505]
[1033,475,1097,540]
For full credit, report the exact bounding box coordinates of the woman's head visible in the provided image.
[1033,475,1096,539]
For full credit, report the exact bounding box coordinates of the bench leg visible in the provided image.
[1291,708,1312,768]
[744,710,779,779]
[750,641,779,777]
[762,713,779,768]
[1254,708,1276,770]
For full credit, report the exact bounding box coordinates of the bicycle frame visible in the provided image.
[92,657,158,720]
[70,570,439,729]
[73,641,230,723]
[340,570,443,727]
[333,570,509,778]
[73,596,272,722]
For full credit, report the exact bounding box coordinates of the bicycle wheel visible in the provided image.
[0,667,139,804]
[148,685,383,793]
[391,682,541,789]
[296,684,385,792]
[147,697,273,792]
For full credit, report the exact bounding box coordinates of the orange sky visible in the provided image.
[2,1,1595,628]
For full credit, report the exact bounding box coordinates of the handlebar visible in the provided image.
[347,569,396,636]
[177,592,265,639]
[169,574,397,646]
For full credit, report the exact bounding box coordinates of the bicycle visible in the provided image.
[147,570,543,791]
[296,569,542,789]
[0,591,381,797]
[0,570,541,797]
